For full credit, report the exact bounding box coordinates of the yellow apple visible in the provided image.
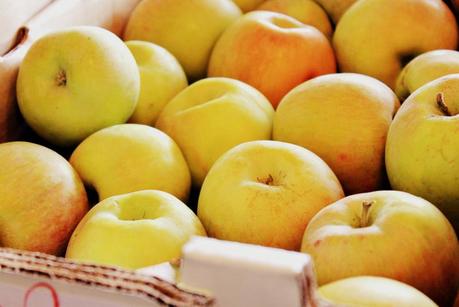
[16,26,140,146]
[70,124,191,202]
[313,0,358,24]
[156,77,274,187]
[232,0,266,12]
[126,41,188,126]
[66,190,206,269]
[274,73,399,195]
[0,142,88,255]
[301,191,459,306]
[208,11,336,108]
[319,276,438,307]
[123,0,241,80]
[256,0,332,38]
[395,49,459,101]
[333,0,458,90]
[386,74,459,232]
[198,140,344,251]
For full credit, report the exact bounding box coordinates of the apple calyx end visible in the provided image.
[169,258,181,268]
[257,174,275,186]
[436,92,451,116]
[55,69,67,87]
[359,200,374,228]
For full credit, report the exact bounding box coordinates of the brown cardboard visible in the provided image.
[0,247,213,306]
[0,0,141,142]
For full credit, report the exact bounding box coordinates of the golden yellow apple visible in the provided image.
[0,142,88,255]
[386,74,459,232]
[313,0,358,24]
[333,0,458,90]
[156,77,274,187]
[198,140,344,251]
[208,11,336,108]
[232,0,265,12]
[256,0,332,38]
[274,73,399,195]
[126,40,188,126]
[319,276,438,307]
[70,124,191,202]
[123,0,241,80]
[66,190,206,269]
[301,191,459,306]
[17,26,140,146]
[395,49,459,101]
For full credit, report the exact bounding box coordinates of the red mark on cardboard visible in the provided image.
[23,282,60,307]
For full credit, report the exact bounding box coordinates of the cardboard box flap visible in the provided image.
[0,248,214,307]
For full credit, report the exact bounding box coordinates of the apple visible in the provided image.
[273,73,399,195]
[318,276,437,307]
[395,49,459,101]
[70,124,191,202]
[66,190,206,269]
[313,0,358,24]
[256,0,332,38]
[301,190,459,306]
[333,0,458,90]
[126,41,188,126]
[16,26,140,146]
[156,77,274,187]
[197,140,344,251]
[123,0,241,80]
[0,142,88,255]
[386,74,459,232]
[232,0,266,12]
[207,11,336,108]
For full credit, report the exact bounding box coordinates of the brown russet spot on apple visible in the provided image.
[359,200,373,228]
[436,92,452,116]
[257,174,275,185]
[55,69,67,87]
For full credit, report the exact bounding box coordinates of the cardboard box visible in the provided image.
[0,247,213,306]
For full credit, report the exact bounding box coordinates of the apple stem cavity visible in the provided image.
[55,69,67,87]
[360,201,373,228]
[436,92,451,116]
[257,174,274,186]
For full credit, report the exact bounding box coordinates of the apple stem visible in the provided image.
[360,201,373,228]
[55,69,67,87]
[436,92,451,116]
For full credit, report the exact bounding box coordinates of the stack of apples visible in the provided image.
[1,0,459,305]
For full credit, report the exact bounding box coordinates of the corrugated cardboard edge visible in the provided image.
[0,248,214,306]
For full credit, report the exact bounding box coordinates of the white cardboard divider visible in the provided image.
[178,237,334,307]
